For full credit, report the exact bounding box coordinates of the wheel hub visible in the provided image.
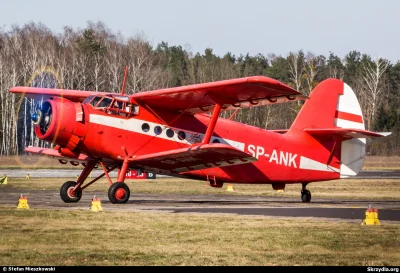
[67,187,76,198]
[115,188,126,200]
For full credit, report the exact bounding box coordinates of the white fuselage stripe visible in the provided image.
[89,114,245,151]
[299,156,340,173]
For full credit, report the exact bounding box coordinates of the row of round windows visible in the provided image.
[141,123,220,143]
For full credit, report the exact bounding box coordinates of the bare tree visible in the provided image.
[126,34,158,93]
[287,51,305,92]
[361,58,389,129]
[303,52,323,95]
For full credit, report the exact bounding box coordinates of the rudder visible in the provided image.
[290,79,366,177]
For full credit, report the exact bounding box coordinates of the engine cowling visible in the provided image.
[33,97,88,153]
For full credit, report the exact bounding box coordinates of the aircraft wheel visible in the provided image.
[108,182,130,204]
[60,181,82,203]
[301,189,311,202]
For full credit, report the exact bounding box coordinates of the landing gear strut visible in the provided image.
[301,183,311,202]
[58,158,131,204]
[60,159,97,203]
[107,158,130,204]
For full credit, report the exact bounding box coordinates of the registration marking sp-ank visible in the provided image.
[247,145,298,168]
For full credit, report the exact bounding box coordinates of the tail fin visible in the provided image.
[290,79,390,177]
[291,79,364,130]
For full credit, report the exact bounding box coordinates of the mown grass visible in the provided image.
[1,155,399,266]
[3,177,400,200]
[0,208,399,266]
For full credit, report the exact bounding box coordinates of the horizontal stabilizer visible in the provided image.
[128,144,257,173]
[304,128,391,139]
[25,146,89,162]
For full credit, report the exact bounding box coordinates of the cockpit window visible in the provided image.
[90,96,102,107]
[85,94,139,117]
[83,95,94,104]
[97,97,113,108]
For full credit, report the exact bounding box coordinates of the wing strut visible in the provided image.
[202,103,222,144]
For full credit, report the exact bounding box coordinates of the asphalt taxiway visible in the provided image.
[0,186,399,222]
[1,169,399,222]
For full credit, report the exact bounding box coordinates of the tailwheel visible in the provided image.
[60,181,82,203]
[108,182,130,204]
[301,189,312,202]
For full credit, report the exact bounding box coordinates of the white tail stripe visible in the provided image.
[336,83,363,116]
[299,156,340,173]
[335,119,365,130]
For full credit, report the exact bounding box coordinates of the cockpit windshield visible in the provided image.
[97,97,113,108]
[89,96,102,107]
[83,94,139,117]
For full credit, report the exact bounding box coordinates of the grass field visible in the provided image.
[0,208,399,266]
[0,155,399,266]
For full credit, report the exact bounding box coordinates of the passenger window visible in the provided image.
[113,100,123,109]
[125,103,139,115]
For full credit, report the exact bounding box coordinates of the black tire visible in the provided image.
[108,182,130,204]
[60,181,82,203]
[301,189,311,202]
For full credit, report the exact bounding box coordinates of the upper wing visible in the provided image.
[128,143,257,174]
[9,87,101,102]
[131,76,308,113]
[10,76,307,110]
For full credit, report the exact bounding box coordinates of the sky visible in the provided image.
[1,0,399,63]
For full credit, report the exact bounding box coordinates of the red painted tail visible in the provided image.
[289,79,389,177]
[290,79,360,131]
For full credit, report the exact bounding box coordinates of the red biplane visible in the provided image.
[10,68,390,203]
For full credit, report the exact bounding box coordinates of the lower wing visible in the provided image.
[25,146,89,165]
[129,144,257,174]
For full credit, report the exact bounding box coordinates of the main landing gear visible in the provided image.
[301,183,311,202]
[59,159,131,204]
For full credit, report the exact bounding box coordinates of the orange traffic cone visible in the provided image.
[226,184,234,192]
[0,174,7,184]
[17,194,29,209]
[362,204,380,225]
[90,196,103,212]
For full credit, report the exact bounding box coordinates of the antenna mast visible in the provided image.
[120,66,129,95]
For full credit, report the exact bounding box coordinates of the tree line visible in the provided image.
[0,21,398,156]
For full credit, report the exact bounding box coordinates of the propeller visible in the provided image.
[32,101,53,135]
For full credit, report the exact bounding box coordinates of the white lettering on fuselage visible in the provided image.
[247,145,298,168]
